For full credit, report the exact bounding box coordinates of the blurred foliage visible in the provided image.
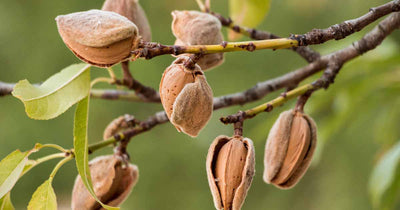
[369,141,400,210]
[228,0,270,40]
[0,0,399,209]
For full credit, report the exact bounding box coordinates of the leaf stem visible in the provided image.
[36,144,68,153]
[90,77,113,87]
[88,137,119,154]
[21,153,66,177]
[49,156,73,180]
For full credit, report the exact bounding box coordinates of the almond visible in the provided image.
[71,155,139,209]
[159,56,213,137]
[206,135,255,210]
[171,10,224,70]
[56,10,139,67]
[102,0,151,41]
[263,110,317,189]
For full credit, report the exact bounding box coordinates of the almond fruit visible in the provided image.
[206,135,255,210]
[102,0,151,41]
[159,56,213,137]
[71,155,138,209]
[56,10,139,67]
[263,110,317,189]
[171,10,224,70]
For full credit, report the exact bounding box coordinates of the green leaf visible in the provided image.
[12,63,91,120]
[369,141,400,209]
[0,150,30,198]
[27,179,57,210]
[73,96,119,210]
[0,193,15,210]
[229,0,271,40]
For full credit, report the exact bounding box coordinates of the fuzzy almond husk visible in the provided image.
[159,56,213,137]
[171,10,224,70]
[71,155,138,209]
[102,0,151,41]
[278,113,317,189]
[206,135,255,210]
[263,110,317,189]
[56,10,139,67]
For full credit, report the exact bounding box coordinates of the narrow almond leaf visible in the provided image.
[73,96,119,210]
[0,192,15,210]
[369,141,400,209]
[229,0,271,40]
[27,179,57,210]
[0,150,30,198]
[12,63,91,120]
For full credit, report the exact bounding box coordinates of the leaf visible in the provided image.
[229,0,271,40]
[0,150,30,198]
[27,179,57,210]
[369,141,400,209]
[73,96,119,210]
[0,193,15,210]
[12,63,91,120]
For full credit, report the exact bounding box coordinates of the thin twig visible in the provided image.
[115,61,160,102]
[210,12,320,63]
[132,38,298,60]
[293,0,400,45]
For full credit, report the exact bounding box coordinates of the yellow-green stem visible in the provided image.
[184,39,297,54]
[21,153,66,177]
[49,156,73,180]
[245,83,314,117]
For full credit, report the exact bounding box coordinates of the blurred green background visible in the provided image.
[1,0,400,209]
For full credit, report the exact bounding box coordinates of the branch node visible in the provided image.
[290,34,307,46]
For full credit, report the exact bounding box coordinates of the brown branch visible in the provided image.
[114,61,160,102]
[0,82,15,96]
[210,12,321,63]
[293,0,400,46]
[108,8,399,140]
[220,12,400,124]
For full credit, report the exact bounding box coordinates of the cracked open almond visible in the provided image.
[102,0,151,41]
[159,56,213,137]
[206,135,255,210]
[71,155,139,209]
[56,10,139,67]
[171,10,224,70]
[263,110,317,189]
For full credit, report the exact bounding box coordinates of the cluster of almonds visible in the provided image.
[55,1,318,209]
[55,5,222,136]
[159,10,225,137]
[205,109,317,209]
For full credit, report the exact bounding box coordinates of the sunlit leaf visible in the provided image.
[12,63,91,120]
[0,150,30,198]
[27,179,57,210]
[73,96,119,210]
[229,0,271,40]
[0,192,14,210]
[369,141,400,209]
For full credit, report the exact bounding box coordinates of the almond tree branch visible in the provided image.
[132,38,298,60]
[210,11,321,63]
[293,0,400,46]
[53,12,400,154]
[131,0,400,61]
[0,82,146,102]
[113,61,160,102]
[0,82,14,96]
[221,12,400,123]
